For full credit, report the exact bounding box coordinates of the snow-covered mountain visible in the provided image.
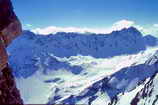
[52,50,158,105]
[6,27,158,104]
[110,51,158,105]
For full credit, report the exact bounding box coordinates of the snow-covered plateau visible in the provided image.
[7,27,158,105]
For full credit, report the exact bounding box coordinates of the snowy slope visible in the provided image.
[113,72,158,105]
[110,51,158,105]
[6,27,158,104]
[50,49,158,105]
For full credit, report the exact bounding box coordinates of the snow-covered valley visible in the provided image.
[6,27,158,105]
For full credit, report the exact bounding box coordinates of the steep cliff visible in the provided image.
[0,0,23,104]
[0,66,23,104]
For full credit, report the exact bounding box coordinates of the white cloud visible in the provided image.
[112,20,135,30]
[153,24,158,27]
[134,24,158,36]
[32,20,136,35]
[32,26,108,35]
[31,19,158,37]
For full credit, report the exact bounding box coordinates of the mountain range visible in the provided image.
[7,27,158,105]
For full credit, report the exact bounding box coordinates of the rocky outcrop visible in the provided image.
[0,0,23,104]
[0,39,7,71]
[0,65,23,104]
[0,0,22,70]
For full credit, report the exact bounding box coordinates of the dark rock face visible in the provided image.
[0,39,7,71]
[0,65,23,104]
[0,0,15,30]
[0,0,23,104]
[0,0,22,47]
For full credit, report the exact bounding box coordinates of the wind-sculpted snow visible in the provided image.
[6,27,158,104]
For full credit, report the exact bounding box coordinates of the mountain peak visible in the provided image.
[127,26,138,30]
[116,26,143,38]
[122,26,141,33]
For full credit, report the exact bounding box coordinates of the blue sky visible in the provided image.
[12,0,158,31]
